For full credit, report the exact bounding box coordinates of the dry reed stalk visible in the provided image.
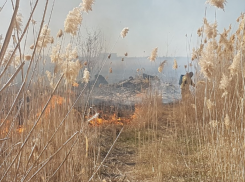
[1,73,63,181]
[21,84,88,180]
[0,0,46,131]
[0,0,19,65]
[47,138,78,180]
[0,0,39,81]
[26,132,79,182]
[85,136,88,158]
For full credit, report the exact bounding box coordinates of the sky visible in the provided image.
[1,0,245,58]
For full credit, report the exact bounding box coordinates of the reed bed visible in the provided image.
[1,0,245,181]
[131,5,245,181]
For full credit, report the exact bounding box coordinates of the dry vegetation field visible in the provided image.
[1,0,245,181]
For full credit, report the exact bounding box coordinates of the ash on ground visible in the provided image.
[81,73,180,106]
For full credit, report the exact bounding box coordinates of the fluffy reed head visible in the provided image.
[219,73,230,97]
[24,55,32,61]
[14,13,22,32]
[198,41,216,80]
[30,44,35,49]
[204,18,218,39]
[37,24,53,49]
[173,59,178,69]
[121,27,129,38]
[197,27,203,37]
[229,51,240,77]
[3,50,14,66]
[224,114,230,129]
[83,68,90,83]
[209,120,218,128]
[158,60,167,73]
[148,47,158,62]
[206,98,214,111]
[80,0,95,13]
[65,44,78,61]
[50,44,62,63]
[57,29,63,38]
[46,70,54,88]
[64,7,83,36]
[206,0,227,10]
[61,59,81,84]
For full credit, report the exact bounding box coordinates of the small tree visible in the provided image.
[77,30,106,77]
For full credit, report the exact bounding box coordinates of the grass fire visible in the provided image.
[1,0,245,181]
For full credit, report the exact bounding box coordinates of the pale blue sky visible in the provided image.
[1,0,245,57]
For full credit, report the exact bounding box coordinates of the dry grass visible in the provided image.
[1,1,245,182]
[130,11,245,182]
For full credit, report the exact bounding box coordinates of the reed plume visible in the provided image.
[149,47,158,62]
[158,60,167,73]
[204,18,218,39]
[83,67,90,83]
[206,0,227,10]
[37,24,53,49]
[64,7,83,36]
[229,51,240,77]
[81,0,95,13]
[61,59,81,84]
[50,44,62,63]
[14,13,22,32]
[199,41,216,80]
[57,29,63,38]
[219,73,230,97]
[173,59,178,69]
[24,55,32,61]
[121,27,129,38]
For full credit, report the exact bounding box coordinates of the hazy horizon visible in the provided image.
[1,0,245,57]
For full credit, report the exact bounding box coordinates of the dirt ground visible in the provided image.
[96,103,174,182]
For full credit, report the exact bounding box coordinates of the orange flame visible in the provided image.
[17,126,24,133]
[72,82,79,87]
[36,95,65,118]
[0,120,10,135]
[89,112,131,126]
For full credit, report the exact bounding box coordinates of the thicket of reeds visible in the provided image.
[1,0,245,181]
[0,1,129,181]
[132,2,245,181]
